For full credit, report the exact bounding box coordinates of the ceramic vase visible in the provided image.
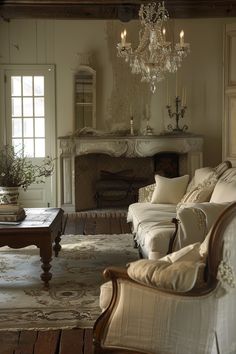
[0,186,19,204]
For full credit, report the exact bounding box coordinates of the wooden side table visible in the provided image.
[0,208,64,288]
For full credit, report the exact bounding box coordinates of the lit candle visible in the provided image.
[180,30,184,46]
[166,79,169,105]
[181,87,184,105]
[184,88,187,105]
[162,27,166,42]
[130,104,133,117]
[146,104,149,118]
[121,29,127,47]
[175,72,178,97]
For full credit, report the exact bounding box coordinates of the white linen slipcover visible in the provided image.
[95,204,236,354]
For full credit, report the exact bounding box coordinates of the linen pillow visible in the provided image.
[186,167,215,193]
[210,180,236,203]
[127,243,205,292]
[151,174,189,204]
[180,178,217,204]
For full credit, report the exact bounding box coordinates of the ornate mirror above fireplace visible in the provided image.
[74,65,96,131]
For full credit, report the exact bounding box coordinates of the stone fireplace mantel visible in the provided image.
[59,134,203,211]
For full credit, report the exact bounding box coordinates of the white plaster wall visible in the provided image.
[0,17,236,168]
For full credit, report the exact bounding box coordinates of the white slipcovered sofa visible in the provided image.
[127,161,236,259]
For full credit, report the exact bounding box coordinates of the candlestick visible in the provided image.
[166,96,188,133]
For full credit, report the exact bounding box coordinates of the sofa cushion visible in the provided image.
[151,174,189,204]
[127,243,205,292]
[127,202,176,233]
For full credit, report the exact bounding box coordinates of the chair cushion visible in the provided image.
[127,243,205,292]
[151,174,189,204]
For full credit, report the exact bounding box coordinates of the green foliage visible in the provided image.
[0,145,55,191]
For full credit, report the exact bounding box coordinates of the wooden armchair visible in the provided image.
[93,202,236,354]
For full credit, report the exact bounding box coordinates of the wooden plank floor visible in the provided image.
[2,212,131,354]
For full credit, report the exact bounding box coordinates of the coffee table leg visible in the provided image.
[40,245,52,288]
[53,231,62,257]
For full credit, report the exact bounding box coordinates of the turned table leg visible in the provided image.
[40,244,52,288]
[53,231,62,257]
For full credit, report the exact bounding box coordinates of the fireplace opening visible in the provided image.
[75,152,180,211]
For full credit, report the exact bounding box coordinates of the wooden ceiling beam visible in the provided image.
[1,1,236,20]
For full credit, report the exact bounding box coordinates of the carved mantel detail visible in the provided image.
[58,134,203,211]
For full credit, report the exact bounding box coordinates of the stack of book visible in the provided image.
[0,204,26,222]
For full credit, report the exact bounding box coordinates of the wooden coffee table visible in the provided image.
[0,207,64,288]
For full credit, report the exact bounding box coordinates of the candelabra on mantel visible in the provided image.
[166,96,188,133]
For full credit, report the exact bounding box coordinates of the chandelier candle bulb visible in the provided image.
[162,27,166,42]
[180,30,184,46]
[121,29,127,47]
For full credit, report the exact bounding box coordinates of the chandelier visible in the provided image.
[117,1,190,93]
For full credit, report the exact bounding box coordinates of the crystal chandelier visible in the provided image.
[117,1,190,93]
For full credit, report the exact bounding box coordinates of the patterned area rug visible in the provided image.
[0,234,139,331]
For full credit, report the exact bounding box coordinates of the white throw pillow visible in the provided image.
[151,174,189,204]
[181,178,217,204]
[210,180,236,203]
[127,243,205,292]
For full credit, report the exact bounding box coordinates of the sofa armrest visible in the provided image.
[138,183,155,202]
[175,202,229,250]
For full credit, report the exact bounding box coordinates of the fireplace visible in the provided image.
[59,134,203,212]
[74,152,179,210]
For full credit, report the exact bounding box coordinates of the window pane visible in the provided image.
[23,118,33,137]
[35,138,45,157]
[12,97,22,117]
[34,97,44,116]
[12,139,23,155]
[12,118,22,137]
[35,118,45,137]
[34,76,44,96]
[23,76,33,96]
[23,139,34,157]
[23,97,33,117]
[11,76,21,96]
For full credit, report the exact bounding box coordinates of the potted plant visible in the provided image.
[0,144,55,204]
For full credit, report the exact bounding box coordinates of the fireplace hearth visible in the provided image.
[59,134,203,212]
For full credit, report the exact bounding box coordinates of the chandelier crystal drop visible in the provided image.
[117,1,190,93]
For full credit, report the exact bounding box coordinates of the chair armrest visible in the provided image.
[138,183,155,202]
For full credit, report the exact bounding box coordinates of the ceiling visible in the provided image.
[1,0,236,21]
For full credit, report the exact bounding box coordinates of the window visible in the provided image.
[11,75,46,157]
